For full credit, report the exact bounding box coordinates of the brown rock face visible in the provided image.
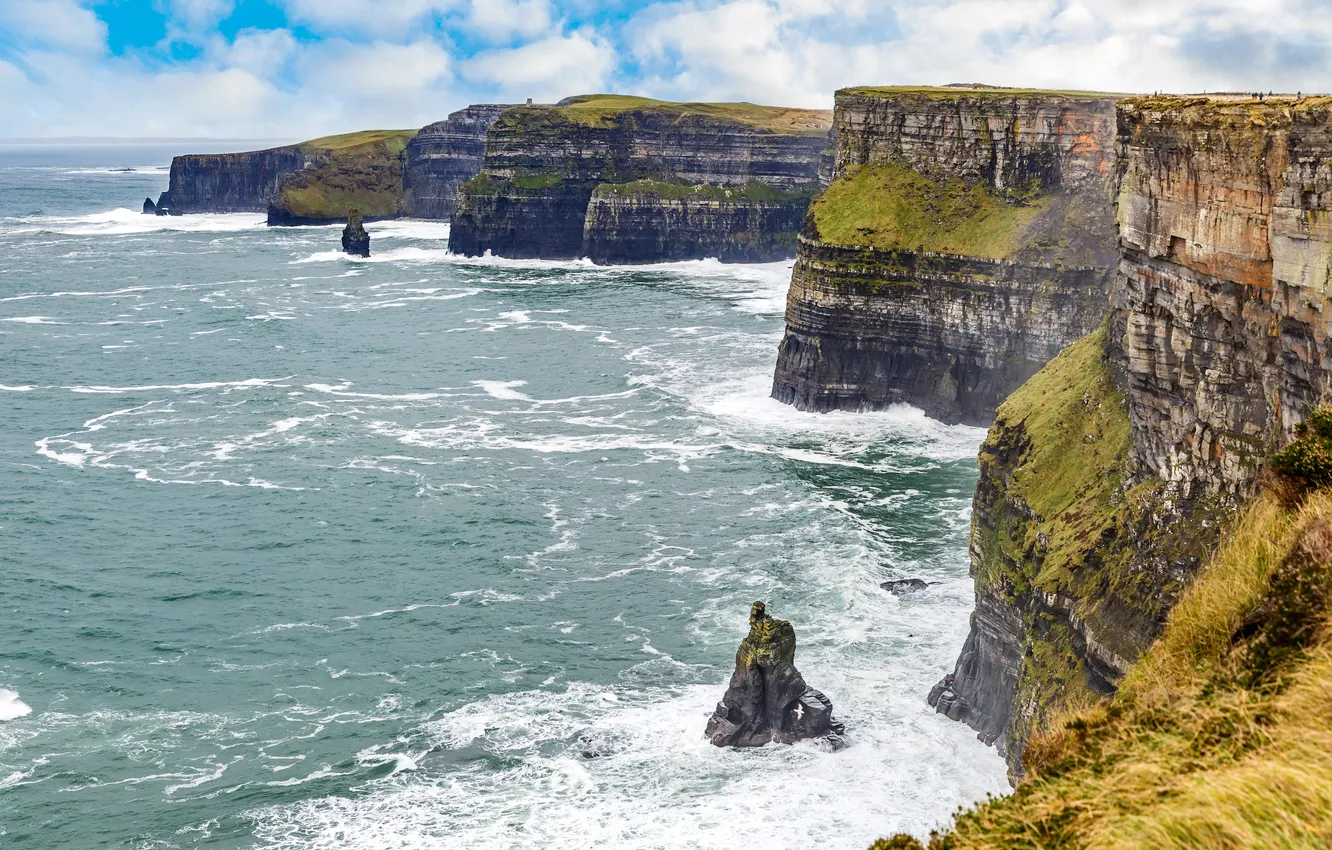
[771,88,1122,426]
[1112,97,1332,498]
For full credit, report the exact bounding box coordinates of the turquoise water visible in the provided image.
[0,152,1007,849]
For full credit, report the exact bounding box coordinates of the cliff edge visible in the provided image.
[448,94,831,263]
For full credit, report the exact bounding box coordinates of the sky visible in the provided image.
[1,0,1330,140]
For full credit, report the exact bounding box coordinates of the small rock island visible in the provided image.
[341,211,370,258]
[705,601,844,748]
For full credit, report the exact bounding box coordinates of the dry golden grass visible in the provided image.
[884,493,1332,850]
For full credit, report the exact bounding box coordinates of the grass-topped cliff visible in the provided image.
[271,129,415,224]
[502,94,831,135]
[449,93,830,262]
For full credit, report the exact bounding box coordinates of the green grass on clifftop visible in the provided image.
[511,94,832,135]
[809,161,1053,259]
[277,129,416,219]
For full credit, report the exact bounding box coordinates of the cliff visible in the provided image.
[448,94,831,262]
[400,104,509,219]
[929,95,1332,786]
[159,146,306,214]
[265,129,415,225]
[771,86,1122,426]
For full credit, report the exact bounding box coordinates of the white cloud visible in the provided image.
[301,40,453,97]
[463,31,615,101]
[465,0,554,41]
[165,0,235,29]
[278,0,460,36]
[0,0,106,54]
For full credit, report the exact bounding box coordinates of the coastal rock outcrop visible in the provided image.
[400,104,509,219]
[771,86,1121,426]
[142,197,156,214]
[341,211,370,257]
[449,95,831,263]
[154,114,497,225]
[705,601,844,747]
[934,95,1332,777]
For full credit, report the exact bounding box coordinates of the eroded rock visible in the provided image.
[881,578,929,594]
[704,601,844,748]
[342,211,370,258]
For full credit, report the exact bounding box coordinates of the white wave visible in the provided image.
[66,376,290,394]
[0,384,35,391]
[61,165,170,175]
[6,208,267,236]
[305,382,450,401]
[2,316,65,324]
[473,379,531,401]
[368,219,451,241]
[0,689,32,722]
[294,246,453,265]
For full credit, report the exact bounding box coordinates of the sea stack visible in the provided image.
[705,601,844,748]
[341,211,370,257]
[142,197,156,214]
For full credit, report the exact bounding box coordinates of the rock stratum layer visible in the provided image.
[400,104,510,219]
[772,86,1122,426]
[933,95,1332,781]
[448,94,831,263]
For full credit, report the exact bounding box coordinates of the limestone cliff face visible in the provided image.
[1113,97,1332,498]
[400,105,509,219]
[448,96,830,263]
[160,147,306,213]
[935,95,1332,777]
[774,237,1109,423]
[582,183,807,264]
[772,87,1121,426]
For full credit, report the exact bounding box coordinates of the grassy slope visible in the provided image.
[517,94,832,135]
[809,161,1054,259]
[900,492,1332,850]
[556,94,832,134]
[278,129,416,219]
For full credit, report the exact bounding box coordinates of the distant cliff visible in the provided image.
[159,147,306,214]
[931,94,1332,779]
[448,95,831,263]
[400,104,509,219]
[771,86,1121,426]
[159,113,500,225]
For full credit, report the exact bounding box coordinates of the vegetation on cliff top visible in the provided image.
[877,486,1332,848]
[276,129,416,219]
[809,161,1054,259]
[967,327,1218,772]
[499,94,832,135]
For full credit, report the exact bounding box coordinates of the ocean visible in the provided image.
[0,146,1007,849]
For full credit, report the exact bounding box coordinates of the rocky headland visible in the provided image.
[448,95,832,263]
[910,92,1332,824]
[705,602,844,748]
[771,86,1122,426]
[155,109,505,225]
